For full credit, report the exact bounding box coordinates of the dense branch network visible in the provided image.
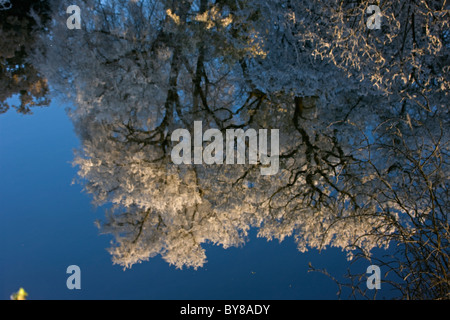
[32,0,449,299]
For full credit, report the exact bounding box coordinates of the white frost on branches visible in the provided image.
[33,0,449,270]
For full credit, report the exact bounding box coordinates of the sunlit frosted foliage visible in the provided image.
[33,0,448,298]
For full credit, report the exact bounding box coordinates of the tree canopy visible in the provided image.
[31,0,449,299]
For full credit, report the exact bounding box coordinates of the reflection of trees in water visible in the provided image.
[34,0,448,299]
[0,0,52,114]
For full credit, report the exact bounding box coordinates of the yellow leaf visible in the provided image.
[11,288,28,300]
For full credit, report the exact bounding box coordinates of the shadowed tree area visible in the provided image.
[31,0,449,299]
[0,0,52,114]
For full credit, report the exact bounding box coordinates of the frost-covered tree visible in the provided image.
[33,0,448,298]
[250,0,449,100]
[41,0,272,269]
